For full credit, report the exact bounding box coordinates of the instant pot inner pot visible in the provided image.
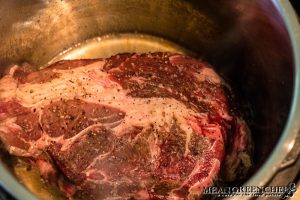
[0,0,294,197]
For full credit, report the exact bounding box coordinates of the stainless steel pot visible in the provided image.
[0,0,299,199]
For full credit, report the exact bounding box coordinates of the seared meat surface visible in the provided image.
[0,53,251,199]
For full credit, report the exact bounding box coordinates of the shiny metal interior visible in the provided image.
[0,0,299,199]
[49,33,194,64]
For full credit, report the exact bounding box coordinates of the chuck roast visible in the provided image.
[0,53,252,199]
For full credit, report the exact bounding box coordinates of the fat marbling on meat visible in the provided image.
[0,52,252,199]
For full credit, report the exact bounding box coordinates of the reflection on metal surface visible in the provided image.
[49,33,194,65]
[288,140,295,152]
[280,133,300,170]
[0,0,218,68]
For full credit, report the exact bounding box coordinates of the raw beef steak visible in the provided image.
[0,53,252,199]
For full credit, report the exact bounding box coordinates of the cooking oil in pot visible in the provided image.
[49,33,193,64]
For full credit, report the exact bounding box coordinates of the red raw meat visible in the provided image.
[0,53,251,199]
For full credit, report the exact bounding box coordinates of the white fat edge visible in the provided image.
[194,67,231,91]
[8,65,19,75]
[169,54,223,85]
[0,74,18,101]
[6,146,32,157]
[14,61,107,106]
[193,67,222,85]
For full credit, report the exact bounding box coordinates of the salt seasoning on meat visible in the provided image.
[0,52,252,199]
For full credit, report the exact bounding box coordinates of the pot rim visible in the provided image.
[0,1,299,200]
